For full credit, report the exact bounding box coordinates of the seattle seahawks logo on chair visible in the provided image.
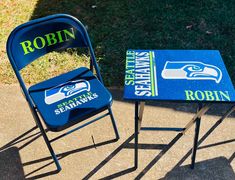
[161,61,222,83]
[45,80,90,105]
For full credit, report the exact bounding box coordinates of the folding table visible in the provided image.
[123,50,235,169]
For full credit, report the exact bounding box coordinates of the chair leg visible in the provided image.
[38,121,62,171]
[30,109,62,171]
[108,107,120,140]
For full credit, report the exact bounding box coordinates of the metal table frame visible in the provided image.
[134,101,220,169]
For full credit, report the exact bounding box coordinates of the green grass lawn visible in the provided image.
[0,0,234,86]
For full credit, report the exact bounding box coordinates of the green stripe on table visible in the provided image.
[150,51,155,96]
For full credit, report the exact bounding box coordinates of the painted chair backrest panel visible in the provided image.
[7,14,90,71]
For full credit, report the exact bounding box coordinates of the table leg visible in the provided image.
[220,105,235,122]
[182,104,211,134]
[134,101,139,168]
[138,102,145,132]
[191,103,202,169]
[134,101,145,168]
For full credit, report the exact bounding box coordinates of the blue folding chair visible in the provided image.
[6,14,119,171]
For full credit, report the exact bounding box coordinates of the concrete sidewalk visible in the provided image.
[0,84,234,179]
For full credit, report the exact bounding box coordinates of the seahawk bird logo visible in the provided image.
[161,61,222,83]
[45,80,90,105]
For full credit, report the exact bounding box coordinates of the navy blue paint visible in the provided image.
[7,15,86,70]
[140,127,185,132]
[29,67,112,131]
[124,50,235,102]
[50,112,110,143]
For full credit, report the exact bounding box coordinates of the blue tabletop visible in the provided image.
[124,50,235,102]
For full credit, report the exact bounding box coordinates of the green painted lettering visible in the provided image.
[63,28,75,41]
[195,91,205,101]
[213,91,220,101]
[20,28,75,55]
[56,30,64,43]
[126,50,135,56]
[185,90,195,100]
[219,91,230,101]
[125,80,134,85]
[45,33,57,46]
[62,102,68,106]
[20,40,35,55]
[204,91,214,101]
[33,36,46,49]
[57,104,63,108]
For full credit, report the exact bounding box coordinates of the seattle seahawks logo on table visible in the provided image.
[161,61,222,83]
[45,80,90,105]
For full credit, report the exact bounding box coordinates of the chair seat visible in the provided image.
[29,67,112,131]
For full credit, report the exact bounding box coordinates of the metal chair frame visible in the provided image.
[6,14,119,171]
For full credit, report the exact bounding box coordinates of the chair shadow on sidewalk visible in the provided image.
[0,123,180,179]
[0,125,118,179]
[83,132,183,180]
[23,138,118,180]
[0,147,25,180]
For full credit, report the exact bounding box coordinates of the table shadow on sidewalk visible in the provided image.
[161,157,235,180]
[134,112,235,179]
[86,109,235,179]
[83,133,182,180]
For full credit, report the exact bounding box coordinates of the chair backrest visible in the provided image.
[6,14,103,105]
[7,14,93,71]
